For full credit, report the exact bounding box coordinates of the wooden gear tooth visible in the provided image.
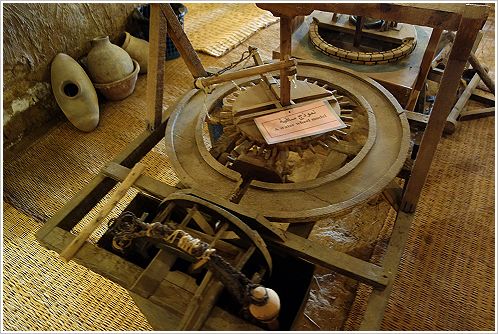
[341,108,353,114]
[340,115,354,121]
[317,140,329,149]
[334,129,348,136]
[308,143,316,153]
[328,134,340,143]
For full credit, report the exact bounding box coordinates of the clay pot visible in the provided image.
[50,53,99,132]
[120,32,148,74]
[94,59,140,101]
[248,287,280,322]
[87,36,134,84]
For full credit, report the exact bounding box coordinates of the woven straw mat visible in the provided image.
[184,3,279,57]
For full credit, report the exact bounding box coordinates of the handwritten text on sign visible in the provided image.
[254,100,347,144]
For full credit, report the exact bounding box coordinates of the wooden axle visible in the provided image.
[194,58,298,91]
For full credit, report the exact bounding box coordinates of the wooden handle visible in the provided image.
[194,58,297,89]
[59,163,146,262]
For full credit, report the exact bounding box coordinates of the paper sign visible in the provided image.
[254,100,347,144]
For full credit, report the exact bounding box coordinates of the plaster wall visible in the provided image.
[3,3,137,146]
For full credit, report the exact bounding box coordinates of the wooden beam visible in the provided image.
[353,16,365,48]
[101,162,177,199]
[469,52,495,94]
[279,16,292,106]
[257,3,488,31]
[146,4,167,130]
[445,72,481,134]
[36,121,169,240]
[194,58,297,89]
[59,163,146,262]
[401,15,484,213]
[269,232,389,289]
[405,28,443,111]
[459,106,495,120]
[359,211,414,330]
[160,4,207,78]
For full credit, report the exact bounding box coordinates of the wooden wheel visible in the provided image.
[165,60,410,222]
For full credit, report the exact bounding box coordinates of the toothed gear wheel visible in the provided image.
[165,60,410,222]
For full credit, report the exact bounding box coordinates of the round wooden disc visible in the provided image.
[165,60,410,222]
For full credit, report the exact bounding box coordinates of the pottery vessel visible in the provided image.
[94,59,140,101]
[51,53,99,132]
[120,32,149,74]
[248,287,280,322]
[87,36,134,84]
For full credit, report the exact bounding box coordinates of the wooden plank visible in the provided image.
[101,162,177,199]
[269,232,389,288]
[353,16,365,48]
[146,4,167,130]
[405,110,430,125]
[470,89,495,106]
[459,106,495,120]
[401,15,484,213]
[469,52,495,94]
[130,250,176,298]
[36,121,168,240]
[359,211,414,330]
[405,28,443,111]
[59,163,146,262]
[279,16,292,106]
[160,4,207,78]
[445,72,481,134]
[257,3,488,31]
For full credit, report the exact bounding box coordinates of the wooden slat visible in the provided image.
[269,232,389,288]
[469,52,495,94]
[401,15,484,212]
[459,106,495,120]
[36,121,168,240]
[445,72,481,134]
[279,16,292,106]
[146,4,167,130]
[59,163,146,262]
[359,211,414,330]
[405,28,443,111]
[257,3,488,31]
[160,4,207,78]
[101,162,177,199]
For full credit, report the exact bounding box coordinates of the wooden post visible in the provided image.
[469,52,495,94]
[405,28,443,111]
[279,16,292,106]
[353,16,365,48]
[146,4,167,130]
[160,4,207,78]
[59,163,146,262]
[401,14,484,213]
[445,72,481,134]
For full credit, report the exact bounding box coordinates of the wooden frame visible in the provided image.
[36,3,489,331]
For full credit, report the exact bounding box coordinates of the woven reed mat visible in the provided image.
[345,116,495,331]
[184,3,279,57]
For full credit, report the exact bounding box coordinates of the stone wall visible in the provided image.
[3,3,137,147]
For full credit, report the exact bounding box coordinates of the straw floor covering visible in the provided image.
[3,4,495,331]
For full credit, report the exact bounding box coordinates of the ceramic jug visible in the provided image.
[86,36,134,84]
[51,53,99,132]
[121,32,149,74]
